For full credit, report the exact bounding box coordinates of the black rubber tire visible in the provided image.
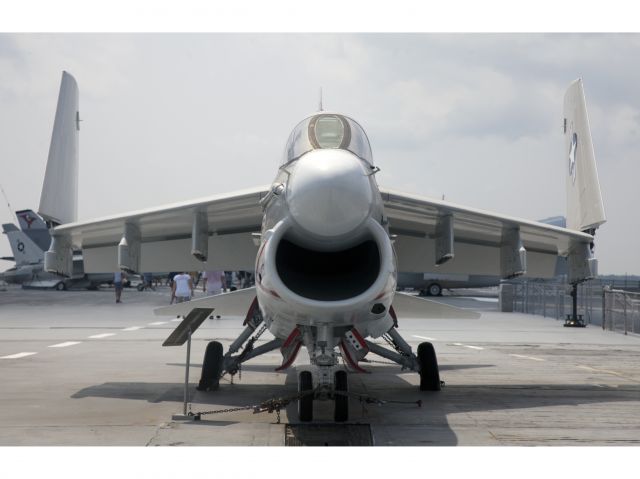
[136,283,144,292]
[418,342,441,391]
[427,283,442,296]
[55,282,66,291]
[298,371,314,422]
[334,370,349,422]
[197,341,224,391]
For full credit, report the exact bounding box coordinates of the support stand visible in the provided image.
[161,308,212,420]
[564,283,586,328]
[172,327,200,421]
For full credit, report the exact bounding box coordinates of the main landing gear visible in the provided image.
[196,302,283,392]
[196,302,440,423]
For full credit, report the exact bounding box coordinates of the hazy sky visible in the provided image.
[1,33,639,274]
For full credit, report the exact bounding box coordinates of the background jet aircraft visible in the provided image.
[1,216,112,290]
[47,79,605,422]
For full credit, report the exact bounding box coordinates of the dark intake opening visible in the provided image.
[276,238,380,301]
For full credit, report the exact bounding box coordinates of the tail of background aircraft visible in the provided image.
[38,71,79,227]
[563,79,606,233]
[2,224,44,266]
[15,209,51,252]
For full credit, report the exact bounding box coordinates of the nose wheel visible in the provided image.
[197,341,223,391]
[417,342,441,391]
[298,371,314,422]
[297,369,350,422]
[334,370,349,422]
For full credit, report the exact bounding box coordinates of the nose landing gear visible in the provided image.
[296,368,350,422]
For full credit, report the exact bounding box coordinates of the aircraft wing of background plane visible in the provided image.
[381,187,594,281]
[47,186,269,275]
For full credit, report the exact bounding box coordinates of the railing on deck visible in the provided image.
[511,280,640,335]
[602,288,640,335]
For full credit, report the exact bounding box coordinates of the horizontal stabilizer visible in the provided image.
[392,292,481,320]
[154,286,256,318]
[21,279,64,289]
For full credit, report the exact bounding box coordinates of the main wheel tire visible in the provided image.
[334,370,349,422]
[427,283,442,296]
[136,283,144,292]
[55,281,66,291]
[197,341,224,391]
[418,342,441,391]
[298,371,314,422]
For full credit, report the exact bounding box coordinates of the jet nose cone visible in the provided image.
[287,149,373,239]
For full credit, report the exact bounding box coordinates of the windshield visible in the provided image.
[283,113,373,165]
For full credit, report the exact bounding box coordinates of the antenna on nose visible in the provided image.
[318,87,323,111]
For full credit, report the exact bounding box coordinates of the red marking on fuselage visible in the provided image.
[19,214,35,229]
[339,340,368,373]
[275,341,302,371]
[389,304,398,327]
[243,296,259,327]
[257,280,281,299]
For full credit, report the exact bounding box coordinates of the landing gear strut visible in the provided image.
[564,283,586,328]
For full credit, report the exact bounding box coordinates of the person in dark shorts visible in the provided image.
[114,270,127,303]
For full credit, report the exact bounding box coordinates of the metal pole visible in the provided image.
[624,293,628,336]
[184,327,192,415]
[602,287,607,330]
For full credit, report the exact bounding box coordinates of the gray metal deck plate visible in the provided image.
[285,424,373,446]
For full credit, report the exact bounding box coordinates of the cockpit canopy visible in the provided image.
[283,113,373,165]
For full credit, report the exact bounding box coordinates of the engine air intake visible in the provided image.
[275,238,380,301]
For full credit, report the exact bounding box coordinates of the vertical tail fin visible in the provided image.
[15,209,52,252]
[38,71,79,226]
[2,224,44,266]
[563,79,606,232]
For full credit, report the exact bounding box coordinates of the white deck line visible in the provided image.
[88,333,116,339]
[1,352,37,359]
[48,341,82,348]
[510,354,545,361]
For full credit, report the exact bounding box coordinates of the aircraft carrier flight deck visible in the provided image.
[1,285,639,446]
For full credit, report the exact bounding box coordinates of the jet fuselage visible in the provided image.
[254,113,398,356]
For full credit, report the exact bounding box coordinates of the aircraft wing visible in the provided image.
[46,186,270,275]
[381,188,595,280]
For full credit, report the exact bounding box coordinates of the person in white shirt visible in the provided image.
[171,272,193,304]
[202,270,227,296]
[202,270,227,319]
